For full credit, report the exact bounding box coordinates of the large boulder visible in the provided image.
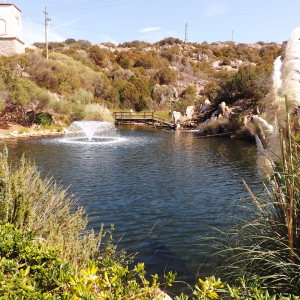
[199,99,211,114]
[218,101,226,115]
[172,111,182,124]
[186,106,194,119]
[211,60,221,69]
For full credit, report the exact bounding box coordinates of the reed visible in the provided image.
[207,28,300,294]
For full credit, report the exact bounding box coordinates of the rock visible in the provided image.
[221,65,232,71]
[231,59,243,68]
[224,106,231,119]
[218,102,226,115]
[186,106,194,119]
[199,99,211,114]
[172,111,182,124]
[211,60,221,69]
[172,87,179,98]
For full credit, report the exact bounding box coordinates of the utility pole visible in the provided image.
[43,7,51,59]
[184,23,188,44]
[232,30,234,42]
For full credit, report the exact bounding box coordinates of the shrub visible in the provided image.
[172,99,194,114]
[34,112,52,126]
[154,67,177,85]
[182,85,196,100]
[116,52,131,69]
[69,88,93,105]
[222,57,231,66]
[18,127,30,134]
[89,45,106,66]
[133,52,157,69]
[0,146,99,267]
[84,103,114,123]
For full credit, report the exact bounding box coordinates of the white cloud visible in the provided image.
[138,27,161,33]
[205,3,227,17]
[51,16,90,30]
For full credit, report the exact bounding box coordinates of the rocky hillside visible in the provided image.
[0,37,283,128]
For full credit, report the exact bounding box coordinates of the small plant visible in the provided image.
[35,112,52,126]
[43,124,55,131]
[18,127,30,134]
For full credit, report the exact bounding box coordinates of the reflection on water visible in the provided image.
[2,126,261,293]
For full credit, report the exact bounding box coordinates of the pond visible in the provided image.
[2,125,262,294]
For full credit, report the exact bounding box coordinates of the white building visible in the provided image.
[0,1,25,56]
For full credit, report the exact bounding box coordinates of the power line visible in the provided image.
[23,0,153,16]
[23,0,124,13]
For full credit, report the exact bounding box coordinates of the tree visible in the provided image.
[64,38,76,45]
[77,39,92,49]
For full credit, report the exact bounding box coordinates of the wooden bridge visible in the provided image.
[114,111,176,129]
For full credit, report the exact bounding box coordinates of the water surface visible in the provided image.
[2,126,261,293]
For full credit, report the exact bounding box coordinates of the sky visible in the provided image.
[10,0,300,46]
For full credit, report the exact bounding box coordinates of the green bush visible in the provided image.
[172,99,194,114]
[154,67,177,85]
[34,112,52,126]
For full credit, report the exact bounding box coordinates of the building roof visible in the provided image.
[0,3,21,13]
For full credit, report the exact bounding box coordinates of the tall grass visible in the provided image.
[0,145,101,267]
[207,27,300,294]
[84,103,114,123]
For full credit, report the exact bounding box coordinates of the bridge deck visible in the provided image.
[114,112,175,128]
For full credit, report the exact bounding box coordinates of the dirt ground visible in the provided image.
[0,122,25,135]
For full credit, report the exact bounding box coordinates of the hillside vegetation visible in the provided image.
[0,37,283,126]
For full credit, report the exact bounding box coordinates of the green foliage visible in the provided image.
[134,77,152,98]
[18,127,30,134]
[222,57,231,66]
[152,85,173,104]
[201,82,220,102]
[133,52,158,69]
[154,67,177,85]
[89,45,106,67]
[182,85,196,100]
[0,212,175,299]
[205,113,300,295]
[172,99,194,114]
[156,37,183,46]
[34,112,52,126]
[119,81,138,109]
[69,88,94,105]
[0,147,99,267]
[161,50,175,62]
[216,65,270,104]
[116,52,131,69]
[0,223,73,299]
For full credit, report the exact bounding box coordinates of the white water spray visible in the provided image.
[69,121,116,141]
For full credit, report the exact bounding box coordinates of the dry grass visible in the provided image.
[84,103,114,123]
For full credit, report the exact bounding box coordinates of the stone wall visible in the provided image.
[0,38,24,56]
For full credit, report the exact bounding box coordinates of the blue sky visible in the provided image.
[12,0,300,45]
